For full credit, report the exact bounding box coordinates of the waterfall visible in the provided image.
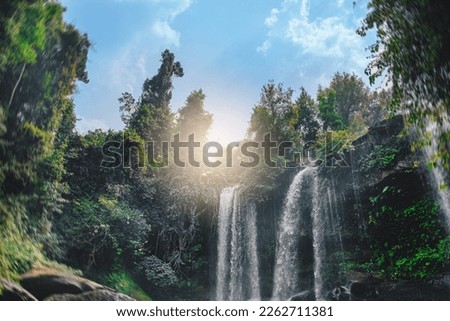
[311,170,325,300]
[327,184,344,252]
[216,187,261,300]
[272,167,325,300]
[423,121,450,232]
[247,203,261,300]
[216,187,234,300]
[272,168,309,300]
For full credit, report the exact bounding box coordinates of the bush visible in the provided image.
[98,269,151,301]
[0,201,44,285]
[56,196,149,270]
[138,255,179,299]
[362,145,399,171]
[315,130,360,166]
[368,198,450,280]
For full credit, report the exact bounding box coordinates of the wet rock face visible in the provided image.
[328,278,450,301]
[319,115,423,240]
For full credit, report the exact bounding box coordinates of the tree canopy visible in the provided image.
[358,0,450,169]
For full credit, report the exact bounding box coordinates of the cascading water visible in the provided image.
[423,121,450,232]
[311,169,325,300]
[247,203,261,300]
[272,167,325,301]
[272,168,310,300]
[216,187,261,300]
[215,187,234,300]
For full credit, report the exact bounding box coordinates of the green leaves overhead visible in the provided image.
[358,0,450,170]
[0,0,90,281]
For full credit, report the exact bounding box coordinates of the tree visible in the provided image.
[291,87,320,142]
[0,0,90,277]
[248,82,293,142]
[329,72,370,127]
[119,50,184,147]
[317,89,344,131]
[177,89,213,142]
[0,0,90,222]
[358,0,450,169]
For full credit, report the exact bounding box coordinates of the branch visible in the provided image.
[8,63,26,109]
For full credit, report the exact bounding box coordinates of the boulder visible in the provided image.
[20,267,106,300]
[327,286,352,301]
[377,281,450,301]
[0,279,37,301]
[44,289,135,301]
[350,281,379,300]
[442,273,450,288]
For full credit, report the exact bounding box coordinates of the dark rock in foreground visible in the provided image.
[0,279,37,301]
[1,267,135,301]
[44,289,135,301]
[329,274,450,301]
[20,267,107,300]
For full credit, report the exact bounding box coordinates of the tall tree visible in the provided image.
[358,0,450,169]
[0,0,89,213]
[177,89,212,142]
[317,88,344,131]
[291,87,320,142]
[0,0,90,274]
[248,82,293,142]
[119,50,184,146]
[329,72,370,126]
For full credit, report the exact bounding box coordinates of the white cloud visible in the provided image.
[105,0,193,96]
[286,16,358,57]
[265,8,279,26]
[256,40,272,54]
[258,0,367,68]
[150,0,192,46]
[166,0,192,19]
[152,19,181,46]
[300,0,309,18]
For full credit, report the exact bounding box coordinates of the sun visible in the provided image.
[207,123,242,146]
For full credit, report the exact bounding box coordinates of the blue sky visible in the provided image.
[60,0,375,143]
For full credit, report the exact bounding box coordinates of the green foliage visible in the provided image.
[358,0,450,170]
[329,72,371,127]
[363,145,400,171]
[56,196,148,270]
[1,1,49,66]
[368,198,449,280]
[119,50,183,150]
[98,269,151,301]
[248,82,294,142]
[139,255,179,298]
[393,237,450,280]
[0,0,89,284]
[0,223,43,282]
[289,87,320,142]
[177,89,213,142]
[317,89,344,131]
[315,130,359,166]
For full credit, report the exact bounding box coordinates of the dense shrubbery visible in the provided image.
[368,198,450,280]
